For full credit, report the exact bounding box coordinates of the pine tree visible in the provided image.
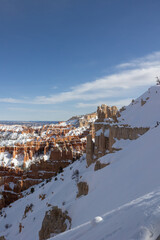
[156,76,160,85]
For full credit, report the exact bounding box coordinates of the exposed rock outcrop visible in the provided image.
[141,98,146,106]
[94,160,110,171]
[0,236,6,240]
[94,104,118,132]
[39,207,71,240]
[108,126,149,152]
[77,181,89,198]
[86,103,150,166]
[86,135,94,166]
[86,126,149,166]
[97,104,118,122]
[0,196,5,210]
[79,112,97,127]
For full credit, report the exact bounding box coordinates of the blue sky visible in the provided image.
[0,0,160,121]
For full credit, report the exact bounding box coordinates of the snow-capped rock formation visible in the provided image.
[86,86,160,166]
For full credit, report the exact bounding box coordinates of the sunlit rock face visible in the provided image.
[86,103,149,166]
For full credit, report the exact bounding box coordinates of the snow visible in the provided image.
[104,129,109,137]
[0,152,12,166]
[50,189,160,240]
[66,126,89,136]
[118,85,160,127]
[96,129,109,137]
[0,131,32,147]
[58,122,67,126]
[112,138,133,150]
[43,152,51,161]
[1,85,160,240]
[66,119,79,126]
[95,129,102,136]
[0,152,27,168]
[88,116,98,123]
[91,216,103,226]
[24,159,33,168]
[0,125,23,132]
[12,155,25,167]
[1,124,160,240]
[9,182,15,190]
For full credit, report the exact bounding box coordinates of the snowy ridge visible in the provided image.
[118,85,160,127]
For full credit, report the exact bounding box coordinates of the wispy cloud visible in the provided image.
[52,86,58,90]
[0,98,25,103]
[76,98,132,108]
[0,51,159,106]
[116,51,160,70]
[8,107,63,113]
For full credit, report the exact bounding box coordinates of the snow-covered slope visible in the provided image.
[51,189,160,240]
[1,123,160,240]
[1,85,160,240]
[118,85,160,127]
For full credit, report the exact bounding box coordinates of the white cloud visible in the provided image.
[8,107,64,113]
[76,98,132,108]
[0,98,25,103]
[52,86,58,90]
[0,51,159,106]
[116,51,160,69]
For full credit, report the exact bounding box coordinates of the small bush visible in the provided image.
[39,194,46,200]
[72,169,79,182]
[46,178,52,184]
[5,224,12,229]
[23,203,34,219]
[58,166,63,173]
[30,187,34,193]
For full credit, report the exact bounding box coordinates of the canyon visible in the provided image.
[0,113,96,209]
[0,98,151,209]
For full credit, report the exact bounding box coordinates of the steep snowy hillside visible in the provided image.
[51,189,160,240]
[1,122,160,240]
[118,85,160,127]
[1,85,160,240]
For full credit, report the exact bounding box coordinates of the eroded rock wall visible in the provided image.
[97,104,118,122]
[86,126,149,166]
[108,126,149,152]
